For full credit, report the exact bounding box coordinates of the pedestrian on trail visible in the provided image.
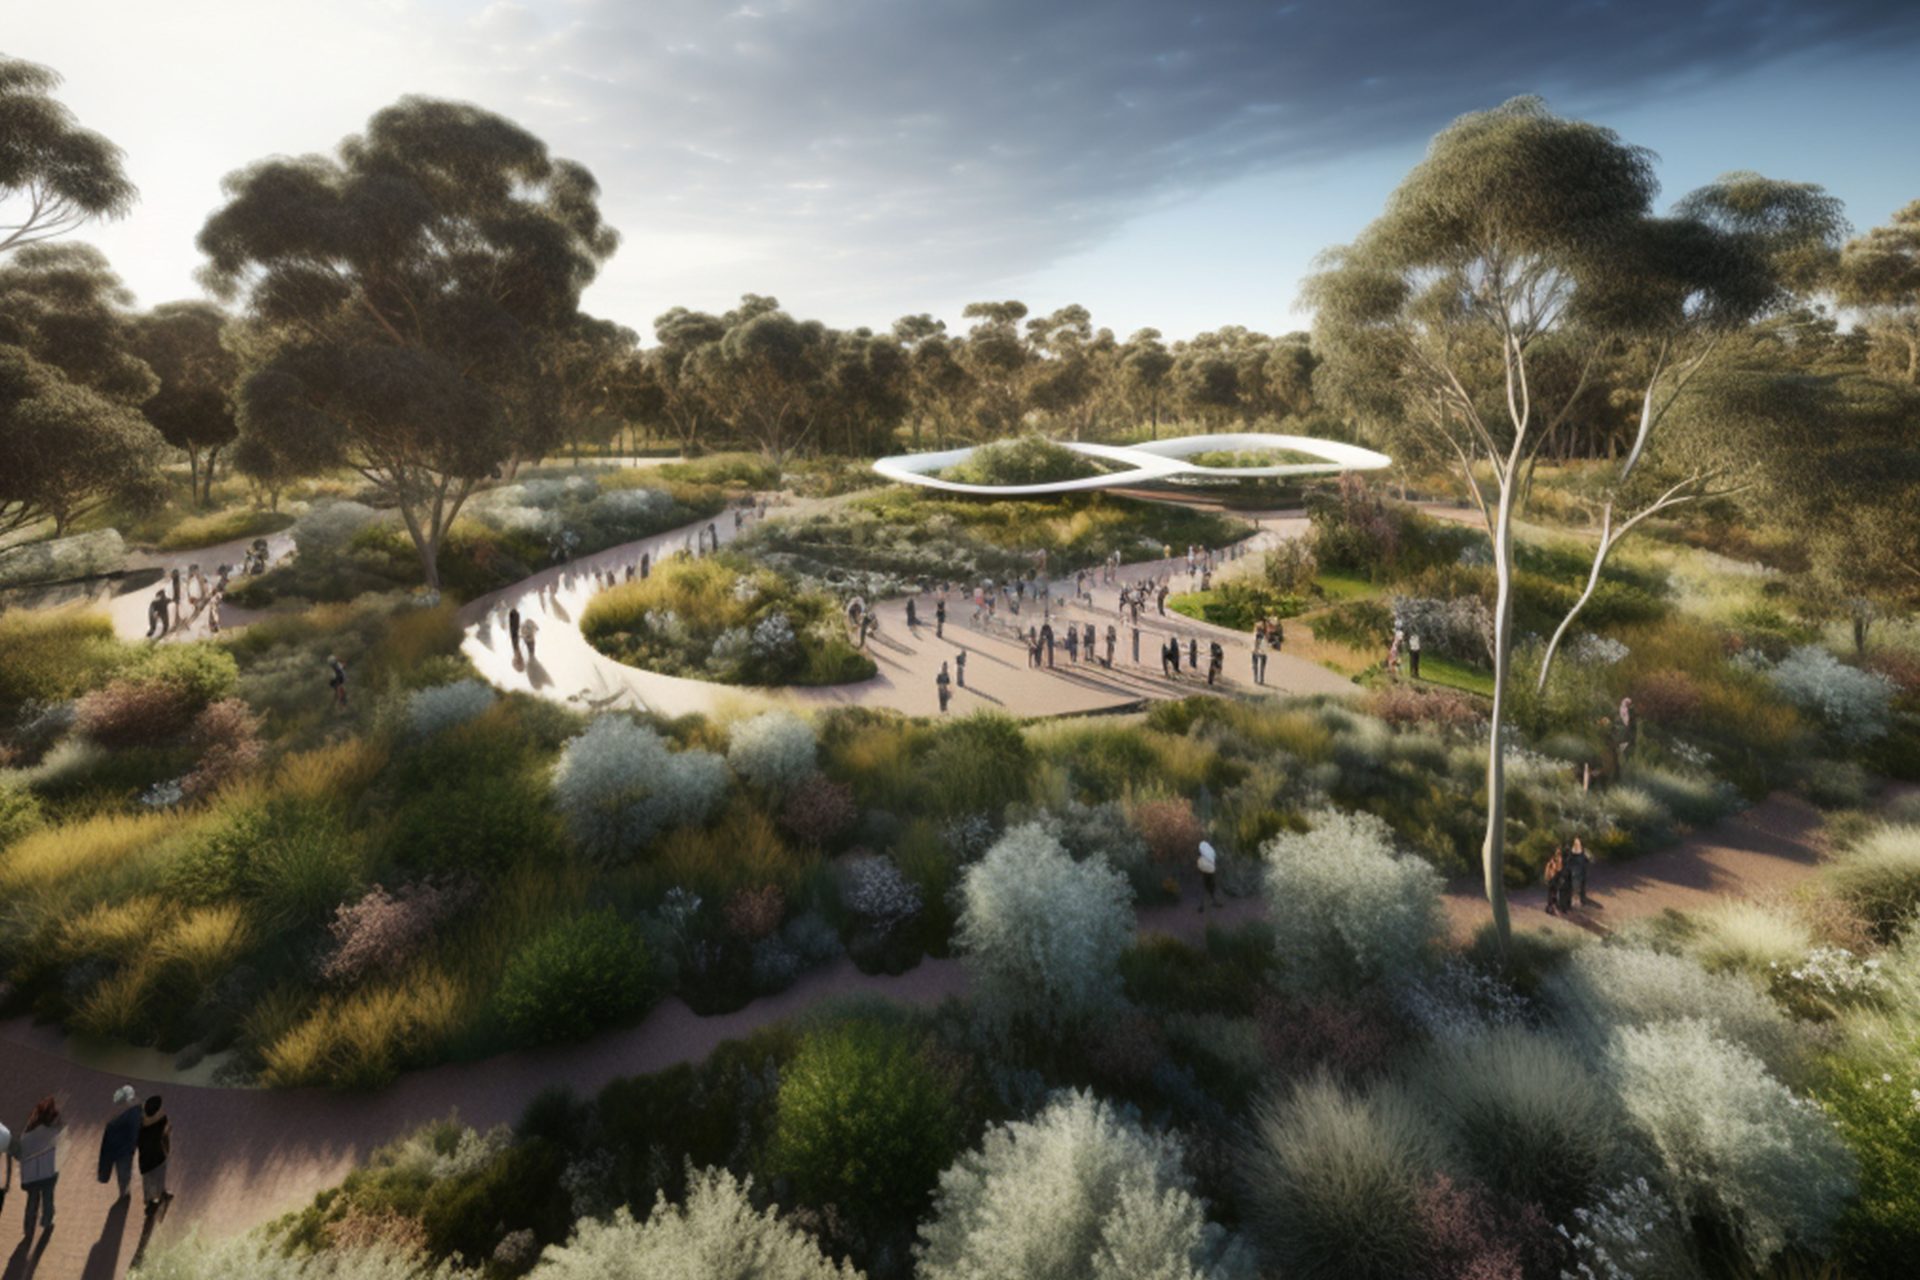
[1082,622,1094,663]
[520,617,540,662]
[137,1096,171,1219]
[935,598,946,638]
[18,1096,61,1234]
[98,1085,141,1200]
[1388,626,1404,678]
[509,606,522,657]
[955,649,967,688]
[1252,628,1267,684]
[906,598,919,631]
[1026,627,1040,669]
[1065,626,1079,663]
[1107,624,1118,667]
[328,654,348,711]
[1168,636,1181,675]
[641,551,651,579]
[146,590,171,639]
[1543,844,1566,917]
[1207,640,1224,687]
[1188,637,1199,671]
[1270,615,1284,654]
[936,662,953,714]
[1409,630,1423,680]
[1041,621,1055,668]
[1157,584,1168,616]
[1567,836,1592,907]
[626,563,635,582]
[1196,840,1223,912]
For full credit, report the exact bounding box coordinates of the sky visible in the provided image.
[7,0,1920,341]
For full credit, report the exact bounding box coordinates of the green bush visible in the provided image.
[496,911,656,1046]
[0,608,133,718]
[770,1019,961,1224]
[155,506,294,551]
[940,434,1115,486]
[917,713,1036,816]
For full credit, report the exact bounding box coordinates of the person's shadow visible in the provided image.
[80,1195,130,1280]
[3,1228,54,1280]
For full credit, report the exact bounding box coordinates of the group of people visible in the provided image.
[1250,615,1285,684]
[1385,625,1424,680]
[1160,634,1227,685]
[3,1088,173,1237]
[1541,836,1597,916]
[144,562,231,640]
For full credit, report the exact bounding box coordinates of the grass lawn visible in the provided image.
[1312,570,1379,601]
[156,506,296,551]
[1407,655,1496,697]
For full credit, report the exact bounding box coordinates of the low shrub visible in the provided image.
[1261,808,1444,994]
[771,1020,961,1225]
[403,679,495,739]
[496,911,656,1047]
[1824,824,1920,940]
[1761,645,1895,745]
[940,434,1114,486]
[551,715,729,864]
[155,505,293,551]
[180,697,266,798]
[917,1089,1251,1280]
[777,778,857,847]
[322,878,477,986]
[1243,1073,1447,1280]
[1131,795,1203,866]
[130,1237,453,1280]
[1546,944,1800,1076]
[1610,1019,1854,1268]
[727,711,818,793]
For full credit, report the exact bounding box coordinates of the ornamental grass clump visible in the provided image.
[1610,1019,1854,1268]
[1261,808,1444,994]
[956,823,1133,1036]
[1685,900,1813,978]
[551,715,729,863]
[1823,824,1920,940]
[917,1089,1252,1280]
[402,678,495,739]
[532,1168,860,1280]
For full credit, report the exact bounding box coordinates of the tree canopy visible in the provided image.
[0,56,136,254]
[130,300,241,505]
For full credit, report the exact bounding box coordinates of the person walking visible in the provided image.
[1252,627,1267,685]
[1040,621,1055,668]
[1207,640,1224,687]
[1188,636,1198,672]
[641,551,651,579]
[520,617,539,662]
[98,1086,141,1201]
[1271,615,1284,655]
[955,649,967,688]
[1161,636,1176,677]
[1567,836,1592,907]
[1616,697,1637,777]
[1195,840,1223,912]
[935,598,946,638]
[169,567,183,627]
[146,590,171,639]
[18,1096,61,1234]
[1408,630,1423,680]
[936,662,953,714]
[906,598,919,631]
[327,654,348,712]
[1387,626,1404,678]
[1065,626,1079,664]
[137,1096,171,1219]
[1543,845,1566,918]
[508,606,522,658]
[1107,624,1119,667]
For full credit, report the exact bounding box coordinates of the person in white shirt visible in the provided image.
[1408,631,1423,680]
[1196,840,1222,912]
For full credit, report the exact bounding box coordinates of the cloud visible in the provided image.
[437,0,1920,318]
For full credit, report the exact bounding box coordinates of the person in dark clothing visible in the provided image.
[328,655,347,711]
[1543,845,1566,917]
[1188,637,1198,671]
[1169,637,1181,674]
[641,551,651,579]
[137,1096,171,1217]
[1109,625,1120,666]
[169,568,183,626]
[1065,626,1079,663]
[955,649,967,688]
[1040,622,1055,668]
[906,598,919,630]
[99,1086,141,1200]
[935,599,946,637]
[508,606,522,658]
[1161,636,1175,677]
[936,662,953,713]
[146,590,171,639]
[1566,836,1592,907]
[1207,640,1224,687]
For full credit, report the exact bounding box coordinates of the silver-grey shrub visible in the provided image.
[916,1089,1252,1280]
[727,711,818,794]
[1545,943,1801,1076]
[1262,808,1443,993]
[403,678,495,738]
[552,716,729,863]
[533,1167,860,1279]
[131,1237,452,1280]
[291,499,381,560]
[1243,1073,1447,1280]
[1762,645,1895,745]
[1609,1019,1854,1267]
[956,823,1133,1035]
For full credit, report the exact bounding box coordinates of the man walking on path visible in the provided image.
[936,662,952,714]
[1409,631,1423,680]
[906,598,919,631]
[935,598,946,638]
[328,655,348,712]
[99,1085,141,1200]
[1040,621,1055,668]
[1196,840,1223,912]
[955,649,967,688]
[1567,836,1593,907]
[1252,628,1267,684]
[18,1097,61,1234]
[1207,640,1224,687]
[520,617,540,662]
[509,606,522,658]
[146,590,171,639]
[138,1096,172,1220]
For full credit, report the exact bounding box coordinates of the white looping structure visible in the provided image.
[871,431,1392,496]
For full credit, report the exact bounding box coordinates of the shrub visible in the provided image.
[1546,944,1799,1075]
[917,1089,1251,1280]
[0,608,131,719]
[1824,824,1920,940]
[777,778,857,847]
[1243,1073,1447,1280]
[1412,1028,1619,1214]
[1131,795,1203,867]
[532,1168,859,1280]
[1413,1172,1560,1280]
[1555,1177,1699,1280]
[1630,668,1705,725]
[403,679,495,738]
[496,911,656,1046]
[1388,595,1491,664]
[292,499,382,560]
[1032,798,1154,896]
[727,711,818,793]
[180,697,265,798]
[0,778,43,848]
[722,884,785,942]
[1364,683,1482,730]
[956,823,1133,1035]
[322,878,478,986]
[1686,901,1812,978]
[941,434,1112,486]
[918,713,1035,817]
[770,1020,960,1224]
[1261,809,1444,993]
[1610,1019,1854,1267]
[131,1237,452,1280]
[837,853,922,934]
[1255,991,1400,1082]
[74,676,202,747]
[551,716,729,863]
[1763,645,1895,744]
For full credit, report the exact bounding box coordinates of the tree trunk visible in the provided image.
[1480,477,1518,959]
[187,449,203,508]
[203,446,223,506]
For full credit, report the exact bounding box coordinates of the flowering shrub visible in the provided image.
[727,711,817,793]
[1546,944,1799,1074]
[1770,945,1887,1018]
[533,1168,858,1280]
[1131,795,1203,866]
[1761,645,1895,744]
[551,716,729,863]
[321,877,477,985]
[1365,683,1482,730]
[1556,1177,1696,1280]
[723,884,786,942]
[1392,957,1528,1044]
[74,676,201,747]
[777,778,857,847]
[181,697,265,798]
[1610,1019,1854,1267]
[957,823,1133,1035]
[1568,632,1631,666]
[495,910,656,1046]
[1414,1172,1559,1280]
[1244,1073,1446,1280]
[836,853,922,934]
[1262,808,1444,994]
[403,679,495,739]
[918,1090,1252,1280]
[130,1238,454,1280]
